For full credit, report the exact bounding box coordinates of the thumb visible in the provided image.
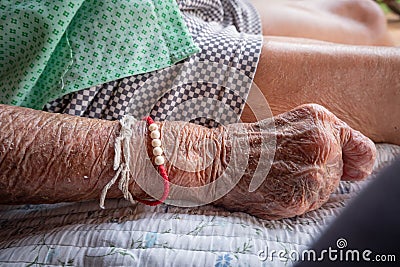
[340,125,376,181]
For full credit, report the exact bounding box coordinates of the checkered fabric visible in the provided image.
[44,0,263,127]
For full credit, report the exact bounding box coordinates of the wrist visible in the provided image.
[129,120,231,205]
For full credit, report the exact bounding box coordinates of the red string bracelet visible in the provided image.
[136,116,170,206]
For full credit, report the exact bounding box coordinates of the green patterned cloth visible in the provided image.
[0,0,199,109]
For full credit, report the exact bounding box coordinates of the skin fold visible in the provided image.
[0,104,376,220]
[215,104,376,220]
[0,104,121,203]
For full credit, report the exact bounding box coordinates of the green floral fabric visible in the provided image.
[0,0,199,109]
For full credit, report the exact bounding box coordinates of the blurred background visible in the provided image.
[377,0,400,44]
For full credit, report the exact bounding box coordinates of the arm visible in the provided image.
[0,104,227,205]
[0,104,120,203]
[0,104,376,220]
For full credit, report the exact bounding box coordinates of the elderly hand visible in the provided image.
[146,104,376,220]
[213,104,376,219]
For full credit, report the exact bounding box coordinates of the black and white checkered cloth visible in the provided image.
[44,0,263,127]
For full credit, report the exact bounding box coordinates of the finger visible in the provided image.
[340,125,376,181]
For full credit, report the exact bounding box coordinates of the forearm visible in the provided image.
[0,104,121,204]
[0,104,227,205]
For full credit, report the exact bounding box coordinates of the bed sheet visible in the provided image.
[0,144,399,266]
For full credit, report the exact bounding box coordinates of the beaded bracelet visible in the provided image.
[136,116,170,206]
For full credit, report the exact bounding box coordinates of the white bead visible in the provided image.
[151,138,161,147]
[154,155,165,165]
[150,130,160,139]
[149,123,159,131]
[153,146,163,156]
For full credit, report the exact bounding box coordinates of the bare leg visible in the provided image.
[249,0,394,46]
[241,37,400,144]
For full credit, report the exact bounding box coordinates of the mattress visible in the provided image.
[0,143,399,266]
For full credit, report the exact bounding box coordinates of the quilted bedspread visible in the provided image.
[0,144,399,266]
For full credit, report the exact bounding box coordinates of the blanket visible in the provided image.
[0,143,399,266]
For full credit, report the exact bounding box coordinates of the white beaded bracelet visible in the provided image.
[148,122,164,165]
[138,116,170,206]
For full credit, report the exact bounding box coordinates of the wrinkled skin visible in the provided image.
[215,104,376,219]
[149,104,376,220]
[0,104,376,220]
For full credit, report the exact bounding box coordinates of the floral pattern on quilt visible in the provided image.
[0,144,399,266]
